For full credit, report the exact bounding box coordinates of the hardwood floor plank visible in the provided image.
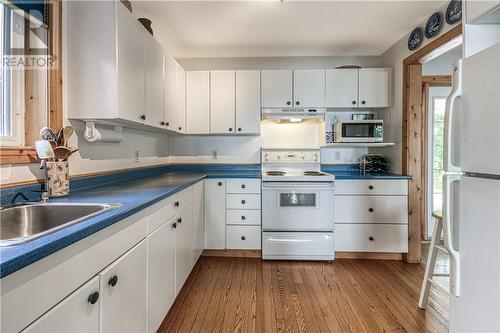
[158,258,449,333]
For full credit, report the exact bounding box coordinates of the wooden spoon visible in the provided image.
[62,126,74,147]
[54,146,72,161]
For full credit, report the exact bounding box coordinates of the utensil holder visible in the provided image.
[47,161,70,197]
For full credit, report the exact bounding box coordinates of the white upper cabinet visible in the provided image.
[66,1,168,129]
[186,71,210,134]
[235,70,261,134]
[164,54,186,133]
[164,53,176,131]
[467,0,500,23]
[175,62,186,133]
[261,70,293,108]
[358,68,391,108]
[293,69,325,107]
[326,69,359,108]
[116,3,146,123]
[210,70,236,134]
[326,68,391,108]
[144,35,164,128]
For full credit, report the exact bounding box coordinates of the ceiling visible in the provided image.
[131,1,447,58]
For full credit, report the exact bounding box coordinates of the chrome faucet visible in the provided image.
[39,160,50,203]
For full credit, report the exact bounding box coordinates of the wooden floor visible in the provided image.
[159,257,449,333]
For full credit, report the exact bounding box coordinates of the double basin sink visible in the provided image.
[0,202,122,247]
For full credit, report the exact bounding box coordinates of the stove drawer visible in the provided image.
[226,226,261,249]
[335,196,408,224]
[227,210,261,225]
[226,194,261,209]
[262,232,334,260]
[335,224,408,253]
[226,179,261,194]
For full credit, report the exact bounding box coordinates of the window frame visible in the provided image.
[0,0,62,164]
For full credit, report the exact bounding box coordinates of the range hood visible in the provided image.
[261,108,325,122]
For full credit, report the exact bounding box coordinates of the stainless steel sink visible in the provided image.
[0,202,122,246]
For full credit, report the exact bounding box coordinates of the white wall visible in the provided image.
[422,45,462,75]
[377,3,459,173]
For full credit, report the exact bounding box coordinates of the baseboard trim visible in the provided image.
[202,249,262,258]
[335,252,404,260]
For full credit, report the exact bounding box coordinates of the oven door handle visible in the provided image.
[262,182,334,189]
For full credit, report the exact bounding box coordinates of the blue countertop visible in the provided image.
[0,163,409,278]
[326,171,411,180]
[0,170,261,278]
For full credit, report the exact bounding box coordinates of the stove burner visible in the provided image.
[303,171,325,176]
[266,171,286,176]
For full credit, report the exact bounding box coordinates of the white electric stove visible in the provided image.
[261,149,335,261]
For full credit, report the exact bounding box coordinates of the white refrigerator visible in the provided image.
[444,43,500,332]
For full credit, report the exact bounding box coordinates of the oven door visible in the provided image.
[262,182,334,231]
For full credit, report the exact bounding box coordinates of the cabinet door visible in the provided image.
[204,179,226,249]
[186,71,210,134]
[145,35,164,128]
[116,4,145,123]
[467,0,500,23]
[147,219,176,333]
[358,68,391,108]
[164,53,177,131]
[325,69,359,108]
[100,240,147,333]
[22,277,99,333]
[293,69,325,107]
[236,70,261,134]
[192,181,205,263]
[175,62,186,133]
[261,70,293,108]
[210,70,236,134]
[175,208,193,294]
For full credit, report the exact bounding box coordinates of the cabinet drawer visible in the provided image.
[226,210,261,225]
[226,226,261,249]
[148,197,174,234]
[172,187,193,213]
[226,194,261,209]
[335,196,407,224]
[335,180,408,195]
[335,224,408,253]
[226,179,261,194]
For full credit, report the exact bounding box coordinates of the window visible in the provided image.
[1,3,25,146]
[427,88,451,237]
[0,0,61,164]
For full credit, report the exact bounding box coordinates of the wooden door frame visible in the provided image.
[402,24,462,263]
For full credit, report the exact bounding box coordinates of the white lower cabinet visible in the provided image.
[22,277,100,333]
[226,226,261,249]
[335,224,408,253]
[192,181,205,262]
[204,179,227,249]
[175,207,194,294]
[147,218,176,333]
[100,239,147,333]
[334,179,409,254]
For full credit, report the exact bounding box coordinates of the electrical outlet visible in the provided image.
[134,150,139,163]
[334,151,342,161]
[211,150,218,159]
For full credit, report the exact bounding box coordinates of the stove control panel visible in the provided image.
[262,150,320,164]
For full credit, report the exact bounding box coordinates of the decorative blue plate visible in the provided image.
[408,27,423,51]
[425,12,442,39]
[446,0,462,24]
